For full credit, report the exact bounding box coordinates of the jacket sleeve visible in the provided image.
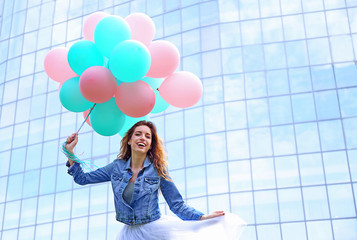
[160,177,204,220]
[67,161,115,185]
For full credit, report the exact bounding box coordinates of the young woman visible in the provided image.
[65,120,245,239]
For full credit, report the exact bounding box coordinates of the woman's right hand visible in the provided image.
[65,133,78,154]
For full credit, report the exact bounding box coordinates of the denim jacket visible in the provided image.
[67,157,204,226]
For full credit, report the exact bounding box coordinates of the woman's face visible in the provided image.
[128,125,152,154]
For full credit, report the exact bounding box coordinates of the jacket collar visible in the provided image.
[124,156,152,170]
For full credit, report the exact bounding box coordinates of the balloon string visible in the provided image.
[61,103,99,171]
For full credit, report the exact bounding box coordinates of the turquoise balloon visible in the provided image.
[119,115,150,137]
[89,98,125,136]
[109,40,151,82]
[94,16,131,57]
[59,77,93,112]
[142,77,170,113]
[68,40,104,75]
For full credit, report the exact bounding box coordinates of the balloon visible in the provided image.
[160,71,203,108]
[125,13,155,47]
[119,115,150,137]
[59,77,93,112]
[83,110,91,126]
[142,77,169,113]
[109,40,151,82]
[89,98,125,136]
[79,66,117,103]
[68,40,104,75]
[146,40,180,78]
[115,81,155,118]
[44,47,78,83]
[83,11,109,42]
[94,16,131,57]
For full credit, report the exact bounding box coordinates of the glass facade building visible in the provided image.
[1,0,357,239]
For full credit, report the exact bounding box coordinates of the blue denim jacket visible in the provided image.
[67,157,204,226]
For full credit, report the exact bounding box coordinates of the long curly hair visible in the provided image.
[117,121,170,181]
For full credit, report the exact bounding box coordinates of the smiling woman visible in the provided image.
[63,120,245,239]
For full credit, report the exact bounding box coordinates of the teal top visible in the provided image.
[123,181,134,205]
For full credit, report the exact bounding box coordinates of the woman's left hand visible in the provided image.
[200,211,225,220]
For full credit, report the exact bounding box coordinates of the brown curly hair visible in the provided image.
[117,121,170,181]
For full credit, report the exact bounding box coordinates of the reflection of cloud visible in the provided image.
[295,123,320,153]
[249,128,272,157]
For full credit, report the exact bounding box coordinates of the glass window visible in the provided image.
[260,0,280,17]
[67,18,82,42]
[18,75,33,100]
[11,10,26,37]
[15,98,31,123]
[203,76,223,104]
[227,130,249,160]
[0,177,7,202]
[220,22,241,48]
[301,0,324,12]
[344,118,357,148]
[202,50,222,77]
[245,71,267,98]
[30,94,46,119]
[10,147,26,174]
[323,151,350,184]
[90,184,108,214]
[43,115,59,141]
[241,20,262,45]
[349,8,357,33]
[278,188,305,221]
[0,126,13,152]
[164,10,181,36]
[348,150,357,182]
[218,0,239,22]
[74,131,92,161]
[182,4,199,31]
[152,15,163,39]
[70,217,88,240]
[315,90,340,120]
[22,169,40,198]
[20,197,37,227]
[54,191,71,221]
[272,125,296,156]
[303,186,330,220]
[281,222,307,240]
[3,200,21,229]
[204,104,225,133]
[333,219,357,240]
[208,194,230,213]
[252,158,276,189]
[1,16,11,41]
[71,187,90,218]
[25,143,42,171]
[8,36,22,59]
[338,87,357,117]
[267,69,289,96]
[330,35,354,62]
[243,45,265,72]
[223,74,245,101]
[0,102,16,127]
[186,166,206,197]
[257,224,282,240]
[182,29,200,56]
[269,96,293,125]
[39,166,56,195]
[28,118,44,144]
[23,31,37,54]
[20,53,36,76]
[222,47,243,74]
[170,169,186,198]
[56,165,73,192]
[264,43,287,70]
[229,160,252,192]
[200,1,219,26]
[283,15,305,40]
[261,17,283,43]
[207,163,228,195]
[326,9,350,35]
[46,91,62,116]
[185,135,205,167]
[182,54,201,77]
[53,220,70,240]
[328,184,355,218]
[88,214,106,240]
[254,190,279,224]
[285,40,309,67]
[60,112,76,140]
[37,26,52,50]
[13,122,29,148]
[247,99,269,128]
[52,22,67,45]
[334,62,357,88]
[205,132,227,163]
[0,151,10,177]
[167,140,184,170]
[184,107,203,137]
[35,223,53,240]
[250,127,272,158]
[225,101,247,130]
[239,0,259,20]
[295,123,320,153]
[307,38,332,65]
[289,67,312,93]
[319,120,345,151]
[18,226,35,240]
[281,0,302,14]
[165,111,183,141]
[304,12,327,38]
[201,25,220,51]
[36,194,54,224]
[291,93,316,122]
[299,153,325,185]
[186,197,207,216]
[310,65,335,90]
[275,155,300,187]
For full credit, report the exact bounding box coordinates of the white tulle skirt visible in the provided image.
[116,213,246,240]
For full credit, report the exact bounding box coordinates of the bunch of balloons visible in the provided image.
[44,12,203,136]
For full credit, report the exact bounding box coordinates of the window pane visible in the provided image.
[295,123,320,153]
[281,222,307,240]
[289,67,312,93]
[319,120,345,151]
[275,156,300,187]
[333,219,357,240]
[254,190,279,223]
[292,93,316,122]
[231,192,255,224]
[36,194,54,224]
[20,197,37,226]
[267,69,289,96]
[306,220,333,240]
[245,72,267,99]
[252,158,276,189]
[249,128,272,158]
[323,151,350,184]
[186,166,206,197]
[166,140,184,170]
[344,117,357,148]
[272,125,296,156]
[303,186,330,220]
[225,101,247,130]
[328,184,355,218]
[205,132,227,163]
[203,76,223,104]
[334,63,357,88]
[227,130,250,160]
[299,153,325,185]
[257,224,282,240]
[264,43,287,69]
[207,163,228,195]
[204,104,225,133]
[278,188,304,221]
[247,99,269,128]
[310,65,335,90]
[304,12,327,38]
[185,136,205,167]
[229,160,252,192]
[269,96,293,125]
[338,87,357,117]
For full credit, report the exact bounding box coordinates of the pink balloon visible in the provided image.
[44,47,78,83]
[159,71,203,108]
[125,13,155,47]
[83,110,91,126]
[83,12,109,42]
[146,40,180,78]
[115,81,155,118]
[79,66,117,103]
